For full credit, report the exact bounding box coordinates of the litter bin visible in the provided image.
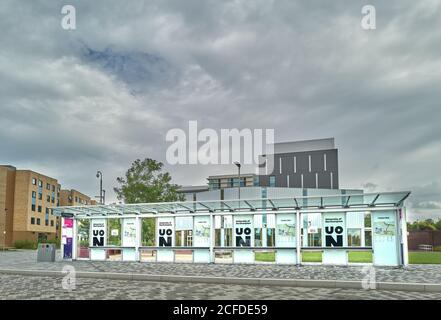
[37,243,56,262]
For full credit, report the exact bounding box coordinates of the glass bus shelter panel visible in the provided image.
[76,219,90,259]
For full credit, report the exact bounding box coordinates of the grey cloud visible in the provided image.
[0,0,440,208]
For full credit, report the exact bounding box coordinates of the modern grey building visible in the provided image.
[178,138,340,201]
[258,138,338,189]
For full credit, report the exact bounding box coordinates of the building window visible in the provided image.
[36,218,41,225]
[266,228,275,247]
[32,178,37,185]
[31,204,36,211]
[286,175,290,187]
[75,196,78,202]
[38,205,42,213]
[45,220,49,226]
[279,157,282,174]
[253,176,259,186]
[315,173,318,188]
[347,229,361,246]
[324,153,327,171]
[51,197,55,203]
[269,176,276,187]
[31,217,35,225]
[51,220,54,227]
[293,156,297,173]
[365,230,372,246]
[52,185,55,192]
[46,183,50,190]
[38,180,43,187]
[45,208,49,214]
[47,195,50,202]
[301,174,304,188]
[38,193,42,200]
[32,191,36,198]
[364,212,372,228]
[308,155,312,172]
[254,228,262,247]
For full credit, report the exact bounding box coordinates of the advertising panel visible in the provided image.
[62,218,73,259]
[157,217,175,262]
[91,219,106,247]
[233,215,254,263]
[90,218,106,260]
[157,217,175,247]
[322,213,347,265]
[323,214,346,247]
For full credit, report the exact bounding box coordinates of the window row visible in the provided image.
[31,205,54,215]
[30,217,55,227]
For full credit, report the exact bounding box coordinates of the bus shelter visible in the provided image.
[53,191,410,267]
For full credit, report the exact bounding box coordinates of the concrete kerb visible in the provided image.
[0,268,440,292]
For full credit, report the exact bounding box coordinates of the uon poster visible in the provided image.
[157,217,174,247]
[193,216,210,247]
[323,214,345,247]
[276,213,296,247]
[234,215,253,247]
[123,218,137,247]
[91,219,106,247]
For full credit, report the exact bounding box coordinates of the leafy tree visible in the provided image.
[114,158,185,247]
[114,158,185,203]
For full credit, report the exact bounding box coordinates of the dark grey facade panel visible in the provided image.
[258,148,339,189]
[318,172,332,189]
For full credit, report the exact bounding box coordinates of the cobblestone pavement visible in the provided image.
[1,250,441,284]
[1,274,441,300]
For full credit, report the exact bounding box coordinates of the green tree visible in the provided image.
[114,158,185,247]
[114,158,185,203]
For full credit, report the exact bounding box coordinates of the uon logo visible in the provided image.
[325,226,343,247]
[159,228,173,246]
[92,229,105,246]
[236,227,251,247]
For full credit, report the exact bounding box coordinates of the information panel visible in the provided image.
[322,213,347,265]
[122,218,137,261]
[157,217,175,262]
[233,215,254,263]
[193,215,211,263]
[275,213,296,264]
[372,211,399,266]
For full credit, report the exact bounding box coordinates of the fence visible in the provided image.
[408,231,441,251]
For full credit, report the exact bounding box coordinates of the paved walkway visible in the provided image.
[2,274,441,300]
[1,250,441,284]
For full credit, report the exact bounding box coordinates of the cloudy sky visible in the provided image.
[1,0,440,220]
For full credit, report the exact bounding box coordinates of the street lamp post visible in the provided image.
[103,189,106,205]
[96,171,103,204]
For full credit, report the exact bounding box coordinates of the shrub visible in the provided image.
[13,240,37,250]
[434,246,441,252]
